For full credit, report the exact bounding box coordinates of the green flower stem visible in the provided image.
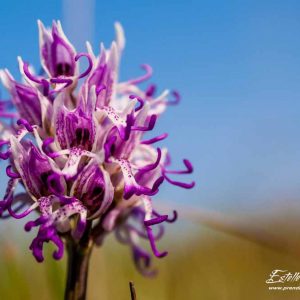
[64,223,93,300]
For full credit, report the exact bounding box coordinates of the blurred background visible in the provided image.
[1,0,300,299]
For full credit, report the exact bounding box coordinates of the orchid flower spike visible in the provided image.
[0,20,194,277]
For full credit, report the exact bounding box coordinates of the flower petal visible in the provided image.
[0,69,42,125]
[38,20,77,77]
[70,159,114,218]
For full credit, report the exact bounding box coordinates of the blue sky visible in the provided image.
[0,0,300,213]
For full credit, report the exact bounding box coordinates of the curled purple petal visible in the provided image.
[149,176,164,195]
[0,178,18,216]
[145,84,157,97]
[164,174,195,189]
[42,137,59,158]
[75,53,93,79]
[164,159,194,174]
[0,149,11,160]
[100,106,135,141]
[115,159,164,200]
[133,246,157,277]
[128,64,153,85]
[135,148,162,182]
[145,226,168,258]
[168,90,181,105]
[6,165,20,179]
[129,94,144,111]
[17,118,34,132]
[23,62,43,84]
[29,225,64,262]
[132,114,157,132]
[49,78,73,94]
[24,216,48,232]
[144,215,168,226]
[22,62,50,96]
[123,113,135,141]
[163,159,195,189]
[153,210,178,223]
[7,198,38,219]
[138,148,162,173]
[1,199,29,220]
[141,133,168,145]
[51,235,64,260]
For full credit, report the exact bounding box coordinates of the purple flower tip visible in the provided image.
[17,118,33,132]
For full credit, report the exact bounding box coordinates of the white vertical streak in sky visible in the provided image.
[63,0,95,51]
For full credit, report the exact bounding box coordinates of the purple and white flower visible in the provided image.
[0,20,194,275]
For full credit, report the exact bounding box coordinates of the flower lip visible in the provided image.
[29,223,64,262]
[7,197,39,220]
